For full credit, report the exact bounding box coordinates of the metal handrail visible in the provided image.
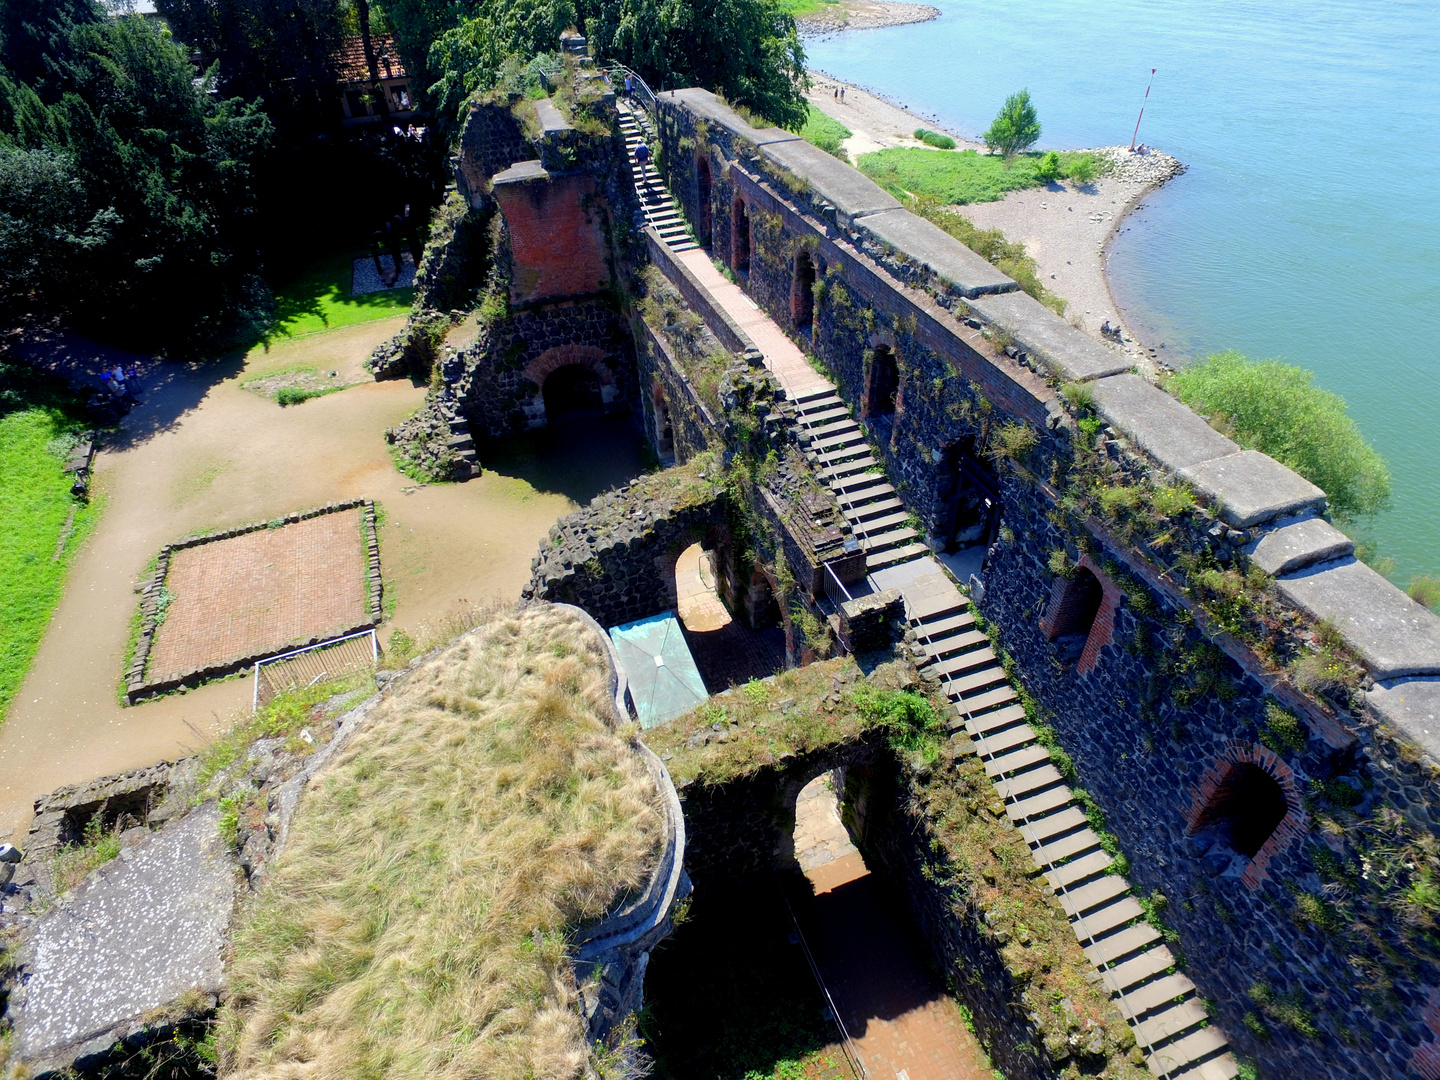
[252,628,378,714]
[602,62,659,116]
[906,602,1178,1078]
[778,886,868,1080]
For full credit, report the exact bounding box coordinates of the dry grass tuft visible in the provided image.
[220,604,664,1080]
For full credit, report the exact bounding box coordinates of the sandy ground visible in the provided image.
[806,77,1183,371]
[0,320,645,840]
[796,0,938,35]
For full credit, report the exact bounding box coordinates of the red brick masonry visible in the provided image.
[1038,554,1122,676]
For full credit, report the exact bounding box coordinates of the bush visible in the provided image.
[276,386,336,406]
[799,104,852,159]
[1410,576,1440,611]
[1061,151,1099,184]
[913,128,956,150]
[983,89,1041,157]
[1170,351,1391,521]
[1035,150,1061,181]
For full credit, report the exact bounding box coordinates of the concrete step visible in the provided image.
[920,612,977,643]
[1133,999,1209,1049]
[865,541,930,570]
[826,459,881,485]
[852,508,911,534]
[944,664,1010,698]
[1115,972,1196,1018]
[1031,827,1103,867]
[863,525,919,552]
[1005,785,1073,822]
[813,428,866,450]
[1044,849,1114,890]
[845,498,905,525]
[964,703,1028,735]
[1019,805,1089,843]
[1082,923,1162,966]
[1167,1053,1239,1080]
[801,404,849,426]
[993,763,1064,801]
[794,385,840,406]
[835,479,896,505]
[1057,874,1130,917]
[958,683,1019,713]
[808,418,861,440]
[924,628,989,659]
[972,723,1036,756]
[1146,1026,1231,1077]
[929,643,997,676]
[1072,896,1145,938]
[983,743,1050,777]
[1102,946,1179,993]
[818,439,873,464]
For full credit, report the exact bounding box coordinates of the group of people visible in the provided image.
[831,85,846,102]
[100,365,143,407]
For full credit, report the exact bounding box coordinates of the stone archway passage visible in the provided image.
[792,250,816,331]
[1185,740,1307,888]
[732,197,751,273]
[863,346,898,418]
[519,344,617,427]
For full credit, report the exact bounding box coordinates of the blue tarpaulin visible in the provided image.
[608,612,708,728]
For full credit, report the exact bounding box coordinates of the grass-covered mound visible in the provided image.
[220,604,664,1080]
[858,147,1104,204]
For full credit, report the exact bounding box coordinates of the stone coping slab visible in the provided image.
[1275,558,1440,680]
[1090,373,1240,471]
[968,290,1132,381]
[533,97,572,134]
[12,803,235,1070]
[855,208,1015,298]
[662,88,798,147]
[1178,449,1327,528]
[492,159,548,185]
[1247,517,1354,576]
[1366,678,1440,765]
[758,138,902,225]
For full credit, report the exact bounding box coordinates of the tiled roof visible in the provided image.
[334,34,406,84]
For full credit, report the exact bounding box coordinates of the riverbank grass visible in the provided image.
[858,146,1106,204]
[0,363,98,725]
[800,104,852,159]
[220,605,664,1080]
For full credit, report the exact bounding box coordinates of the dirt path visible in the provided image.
[806,78,1183,372]
[0,320,644,840]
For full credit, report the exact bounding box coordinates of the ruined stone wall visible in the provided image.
[980,470,1439,1077]
[522,466,732,629]
[453,98,532,209]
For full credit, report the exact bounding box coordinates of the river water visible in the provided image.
[806,0,1439,581]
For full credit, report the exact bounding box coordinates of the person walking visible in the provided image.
[634,140,651,182]
[625,72,634,98]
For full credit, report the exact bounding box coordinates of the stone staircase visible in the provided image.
[791,386,930,572]
[617,101,697,252]
[910,586,1238,1080]
[439,402,477,479]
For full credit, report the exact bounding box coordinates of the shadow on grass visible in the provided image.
[640,875,850,1080]
[263,250,414,344]
[482,413,650,506]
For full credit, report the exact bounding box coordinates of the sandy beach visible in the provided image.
[796,0,938,35]
[805,74,1184,373]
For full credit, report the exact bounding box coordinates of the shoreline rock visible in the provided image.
[798,0,938,35]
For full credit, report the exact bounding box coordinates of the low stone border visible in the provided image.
[126,500,384,704]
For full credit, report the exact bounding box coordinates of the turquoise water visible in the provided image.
[806,0,1440,582]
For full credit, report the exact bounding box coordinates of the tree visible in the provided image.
[983,89,1040,158]
[1169,350,1392,521]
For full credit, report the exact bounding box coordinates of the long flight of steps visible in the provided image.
[910,587,1239,1080]
[616,101,697,252]
[791,385,930,572]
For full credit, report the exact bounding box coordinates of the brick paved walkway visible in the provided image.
[795,789,995,1080]
[147,510,369,682]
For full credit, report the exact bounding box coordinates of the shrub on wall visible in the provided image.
[1169,350,1391,521]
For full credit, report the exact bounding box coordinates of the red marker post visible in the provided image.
[1130,68,1157,151]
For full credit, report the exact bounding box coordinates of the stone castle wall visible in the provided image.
[646,86,1440,1078]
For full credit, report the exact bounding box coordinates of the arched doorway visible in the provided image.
[542,364,603,420]
[732,197,751,273]
[935,438,1001,553]
[1041,566,1103,663]
[696,154,713,245]
[792,251,816,331]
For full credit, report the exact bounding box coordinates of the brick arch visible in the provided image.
[1185,740,1308,889]
[1038,554,1122,675]
[519,344,614,392]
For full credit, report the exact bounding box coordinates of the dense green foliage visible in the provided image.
[0,357,96,725]
[799,102,850,157]
[1170,350,1392,520]
[412,0,807,129]
[983,88,1040,157]
[0,0,275,350]
[913,127,955,149]
[858,146,1104,205]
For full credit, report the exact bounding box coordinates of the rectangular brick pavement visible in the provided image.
[146,510,369,682]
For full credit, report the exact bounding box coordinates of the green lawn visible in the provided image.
[779,0,841,18]
[0,364,98,724]
[858,147,1103,204]
[269,250,415,339]
[799,103,852,158]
